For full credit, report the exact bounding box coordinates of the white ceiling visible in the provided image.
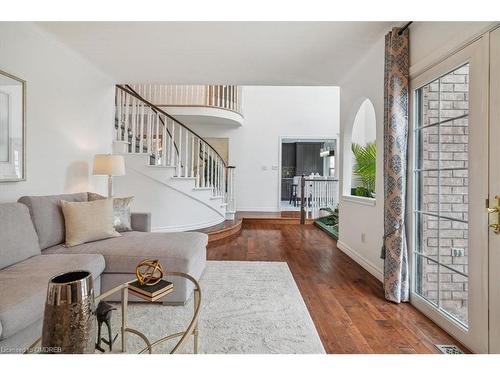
[36,22,395,85]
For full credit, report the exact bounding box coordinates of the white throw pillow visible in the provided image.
[61,199,121,247]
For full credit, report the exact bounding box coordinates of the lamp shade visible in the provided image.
[93,154,125,176]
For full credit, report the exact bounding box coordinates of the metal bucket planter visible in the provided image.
[41,270,95,354]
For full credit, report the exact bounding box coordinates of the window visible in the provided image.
[345,99,377,198]
[413,63,470,326]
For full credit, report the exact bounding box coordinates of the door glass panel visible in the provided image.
[415,255,439,305]
[416,125,440,170]
[416,213,439,260]
[416,171,439,215]
[439,267,468,325]
[439,117,469,169]
[438,217,469,275]
[414,63,470,327]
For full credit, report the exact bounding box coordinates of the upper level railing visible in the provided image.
[127,84,243,115]
[115,84,236,213]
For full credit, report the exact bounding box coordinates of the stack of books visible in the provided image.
[128,279,173,302]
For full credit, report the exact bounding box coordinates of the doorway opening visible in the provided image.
[279,137,338,212]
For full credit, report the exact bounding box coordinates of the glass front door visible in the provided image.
[411,36,489,353]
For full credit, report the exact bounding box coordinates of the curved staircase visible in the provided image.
[112,84,236,232]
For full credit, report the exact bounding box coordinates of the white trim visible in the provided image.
[337,240,383,282]
[410,22,500,79]
[152,217,225,232]
[157,105,244,127]
[489,27,500,354]
[341,195,376,206]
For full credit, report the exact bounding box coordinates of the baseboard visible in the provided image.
[336,240,383,282]
[152,218,225,232]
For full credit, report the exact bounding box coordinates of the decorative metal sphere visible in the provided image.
[135,259,165,286]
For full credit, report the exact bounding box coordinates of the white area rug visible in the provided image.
[109,261,325,354]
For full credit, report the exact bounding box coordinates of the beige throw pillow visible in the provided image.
[61,199,121,247]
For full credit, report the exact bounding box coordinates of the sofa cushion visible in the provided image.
[0,253,105,340]
[43,231,208,274]
[18,193,88,250]
[0,203,41,270]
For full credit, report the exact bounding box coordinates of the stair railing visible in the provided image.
[128,84,243,115]
[115,84,235,209]
[300,176,339,224]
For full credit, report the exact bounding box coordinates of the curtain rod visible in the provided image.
[397,21,413,36]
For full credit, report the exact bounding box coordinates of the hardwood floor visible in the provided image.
[207,221,469,354]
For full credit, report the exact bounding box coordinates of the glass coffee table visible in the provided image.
[27,272,201,354]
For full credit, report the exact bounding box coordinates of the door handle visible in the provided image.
[488,195,500,234]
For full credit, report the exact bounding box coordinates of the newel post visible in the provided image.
[300,175,306,224]
[226,166,236,219]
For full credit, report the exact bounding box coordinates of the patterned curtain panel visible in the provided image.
[381,27,410,303]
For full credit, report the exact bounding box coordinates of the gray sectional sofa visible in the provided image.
[0,193,207,353]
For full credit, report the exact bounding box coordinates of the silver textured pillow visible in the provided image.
[88,192,134,232]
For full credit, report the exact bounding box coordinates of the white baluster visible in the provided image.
[203,143,207,187]
[185,128,189,178]
[208,149,212,190]
[162,120,167,166]
[197,138,201,187]
[220,160,223,196]
[167,119,172,166]
[191,135,195,178]
[219,159,222,196]
[116,88,122,141]
[222,165,226,200]
[155,114,160,163]
[131,98,137,153]
[215,156,219,195]
[147,108,152,155]
[124,93,130,149]
[170,121,175,167]
[212,150,215,193]
[139,102,144,154]
[178,126,183,176]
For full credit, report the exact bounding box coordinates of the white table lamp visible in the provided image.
[93,154,125,197]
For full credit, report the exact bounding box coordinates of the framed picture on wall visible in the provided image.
[0,69,26,182]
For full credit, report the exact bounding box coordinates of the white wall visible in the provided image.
[337,37,385,280]
[409,22,494,77]
[0,22,114,202]
[188,86,340,211]
[351,99,376,147]
[337,22,497,282]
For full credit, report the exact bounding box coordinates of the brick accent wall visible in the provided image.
[417,64,469,324]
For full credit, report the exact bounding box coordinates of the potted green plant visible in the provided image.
[351,142,376,198]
